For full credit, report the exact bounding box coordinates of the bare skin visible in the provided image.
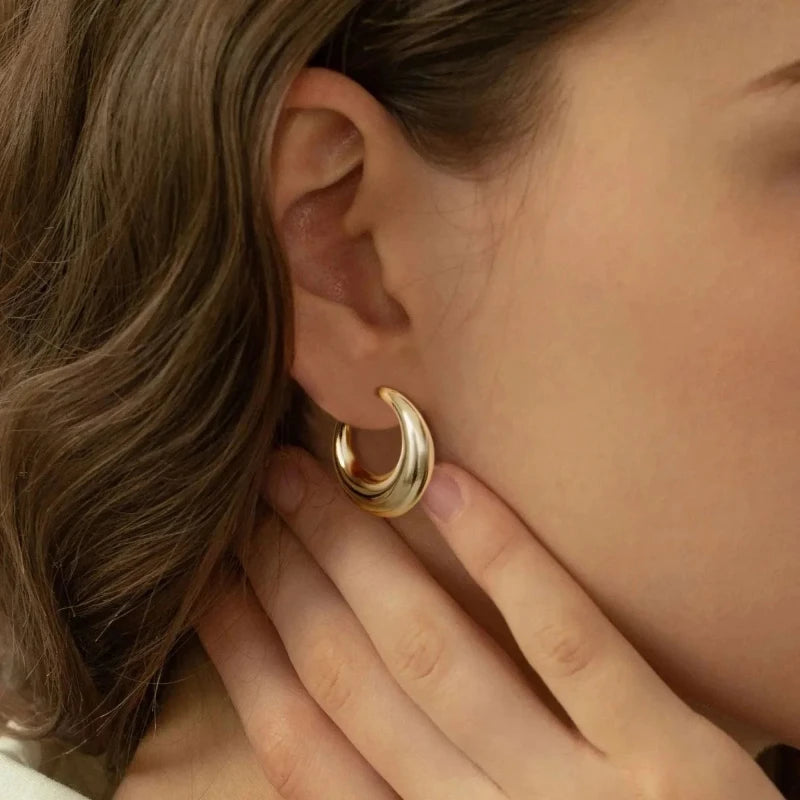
[116,439,780,799]
[119,0,800,795]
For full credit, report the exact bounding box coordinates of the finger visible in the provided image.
[261,447,607,799]
[417,461,701,761]
[196,580,399,800]
[249,517,506,800]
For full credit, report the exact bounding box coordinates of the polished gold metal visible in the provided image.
[332,386,435,518]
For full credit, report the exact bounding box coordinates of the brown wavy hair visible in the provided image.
[0,0,625,783]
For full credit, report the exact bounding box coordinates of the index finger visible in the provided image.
[419,463,701,761]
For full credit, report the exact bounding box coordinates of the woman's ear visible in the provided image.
[268,68,424,430]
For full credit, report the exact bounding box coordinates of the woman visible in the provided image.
[1,0,799,796]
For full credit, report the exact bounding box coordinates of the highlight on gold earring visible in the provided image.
[332,386,435,518]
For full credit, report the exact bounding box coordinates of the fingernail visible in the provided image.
[421,467,464,523]
[264,452,306,514]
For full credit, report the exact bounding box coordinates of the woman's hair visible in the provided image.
[0,0,623,782]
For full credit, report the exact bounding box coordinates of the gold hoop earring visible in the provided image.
[332,386,435,518]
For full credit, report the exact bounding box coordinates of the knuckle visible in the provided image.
[531,617,595,678]
[254,710,311,799]
[631,761,684,800]
[391,611,449,686]
[302,632,358,714]
[616,764,658,800]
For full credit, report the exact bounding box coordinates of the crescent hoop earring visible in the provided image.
[332,386,435,518]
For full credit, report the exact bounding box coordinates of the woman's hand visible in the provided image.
[197,445,781,800]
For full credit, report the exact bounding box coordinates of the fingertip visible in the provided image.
[421,463,466,524]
